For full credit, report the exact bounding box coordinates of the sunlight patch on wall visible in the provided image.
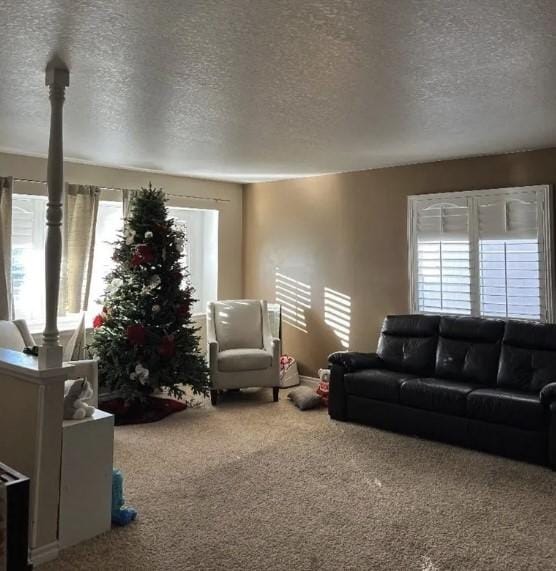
[324,287,351,348]
[275,268,311,332]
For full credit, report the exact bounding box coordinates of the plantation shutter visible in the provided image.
[478,189,546,320]
[413,197,472,315]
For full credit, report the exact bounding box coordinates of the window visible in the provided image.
[11,193,219,331]
[12,195,47,325]
[87,201,124,315]
[408,185,554,322]
[167,206,218,313]
[412,197,471,315]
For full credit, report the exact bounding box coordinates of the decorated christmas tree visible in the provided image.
[90,184,209,405]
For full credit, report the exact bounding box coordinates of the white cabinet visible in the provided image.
[58,410,114,549]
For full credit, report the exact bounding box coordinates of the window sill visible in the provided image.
[29,319,84,337]
[29,312,207,337]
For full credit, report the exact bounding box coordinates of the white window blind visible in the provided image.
[409,185,554,322]
[478,191,544,320]
[414,197,471,315]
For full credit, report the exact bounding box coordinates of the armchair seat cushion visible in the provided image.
[344,369,417,403]
[467,388,547,431]
[400,378,479,417]
[217,348,272,372]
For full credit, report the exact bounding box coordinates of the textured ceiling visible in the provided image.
[1,0,556,183]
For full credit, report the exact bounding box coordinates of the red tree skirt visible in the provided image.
[100,396,187,426]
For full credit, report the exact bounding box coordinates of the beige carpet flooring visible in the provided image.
[43,389,556,571]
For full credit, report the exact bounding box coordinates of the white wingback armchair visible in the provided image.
[207,300,281,405]
[0,319,99,407]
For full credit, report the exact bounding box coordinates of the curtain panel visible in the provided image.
[59,184,100,360]
[122,188,138,220]
[60,184,100,313]
[0,177,13,321]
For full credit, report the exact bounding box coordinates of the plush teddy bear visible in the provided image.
[63,378,95,420]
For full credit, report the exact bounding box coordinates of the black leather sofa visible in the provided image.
[328,315,556,468]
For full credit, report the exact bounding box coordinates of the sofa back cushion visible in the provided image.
[498,320,556,393]
[435,316,505,385]
[213,300,263,351]
[377,315,440,376]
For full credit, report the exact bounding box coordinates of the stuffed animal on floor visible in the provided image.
[112,469,137,526]
[63,378,95,420]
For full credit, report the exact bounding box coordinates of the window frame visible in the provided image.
[408,185,554,322]
[11,191,218,333]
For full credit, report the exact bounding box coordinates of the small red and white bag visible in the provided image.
[316,368,331,406]
[279,355,300,388]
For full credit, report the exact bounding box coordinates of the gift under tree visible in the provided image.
[90,184,209,405]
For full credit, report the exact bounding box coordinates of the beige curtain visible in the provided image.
[0,177,13,320]
[63,311,86,361]
[60,184,100,314]
[122,188,138,220]
[60,184,100,361]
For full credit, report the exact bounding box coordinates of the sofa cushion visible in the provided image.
[498,321,556,393]
[400,377,479,417]
[217,348,272,372]
[344,369,417,403]
[377,315,440,376]
[467,388,547,431]
[435,316,505,385]
[213,300,263,351]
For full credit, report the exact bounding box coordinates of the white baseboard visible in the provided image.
[31,540,59,566]
[300,375,319,388]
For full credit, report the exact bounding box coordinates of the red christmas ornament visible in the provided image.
[158,335,176,358]
[170,271,182,285]
[177,304,190,320]
[93,314,105,329]
[131,244,156,267]
[127,324,147,345]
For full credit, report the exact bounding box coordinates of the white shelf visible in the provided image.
[59,408,114,550]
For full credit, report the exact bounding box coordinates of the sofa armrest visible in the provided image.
[208,341,219,372]
[328,351,384,373]
[13,319,36,348]
[540,382,556,406]
[269,337,280,368]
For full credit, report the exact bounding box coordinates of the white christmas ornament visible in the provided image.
[145,231,153,239]
[125,228,137,246]
[152,304,161,313]
[130,363,150,385]
[149,274,162,288]
[109,277,124,292]
[176,236,185,253]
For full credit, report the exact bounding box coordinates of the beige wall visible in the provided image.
[0,152,243,301]
[243,147,556,376]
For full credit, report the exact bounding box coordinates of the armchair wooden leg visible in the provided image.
[273,387,279,402]
[210,390,218,406]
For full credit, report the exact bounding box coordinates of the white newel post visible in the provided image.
[39,62,70,369]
